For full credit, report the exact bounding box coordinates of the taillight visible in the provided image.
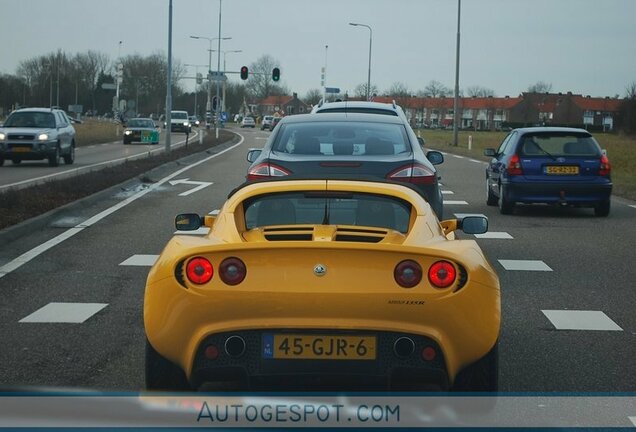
[219,257,247,285]
[507,154,523,176]
[599,154,611,176]
[387,163,436,185]
[428,260,456,288]
[186,257,213,284]
[247,162,291,181]
[394,260,423,288]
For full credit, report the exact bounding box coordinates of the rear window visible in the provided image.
[244,191,411,233]
[519,132,601,157]
[272,121,410,156]
[316,107,398,116]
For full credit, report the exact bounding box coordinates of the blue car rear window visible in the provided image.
[520,133,601,157]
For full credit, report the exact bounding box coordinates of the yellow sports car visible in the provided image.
[144,179,501,391]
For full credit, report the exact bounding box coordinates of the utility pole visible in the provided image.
[165,0,173,152]
[215,0,223,139]
[452,0,462,146]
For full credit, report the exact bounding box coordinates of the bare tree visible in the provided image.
[385,82,410,97]
[303,88,322,105]
[353,82,379,99]
[466,85,495,97]
[419,80,451,98]
[626,81,636,99]
[527,81,553,93]
[245,54,282,100]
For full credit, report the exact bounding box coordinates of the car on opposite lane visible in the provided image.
[144,178,499,392]
[164,110,191,133]
[123,118,160,144]
[0,107,75,167]
[245,113,445,219]
[484,127,612,216]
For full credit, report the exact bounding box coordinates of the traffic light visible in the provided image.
[272,67,280,82]
[240,66,248,80]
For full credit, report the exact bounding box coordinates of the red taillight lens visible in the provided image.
[387,163,436,185]
[421,346,436,361]
[219,257,247,285]
[428,260,456,288]
[394,260,423,288]
[247,162,291,181]
[507,154,523,176]
[186,257,214,284]
[599,154,611,176]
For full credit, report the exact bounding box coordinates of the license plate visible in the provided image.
[12,147,31,153]
[545,165,579,175]
[263,334,376,360]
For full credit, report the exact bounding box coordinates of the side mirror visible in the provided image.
[175,213,202,231]
[459,216,488,234]
[417,136,426,147]
[426,150,444,165]
[484,148,496,157]
[247,148,262,163]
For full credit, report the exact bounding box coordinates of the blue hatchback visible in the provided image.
[484,127,612,216]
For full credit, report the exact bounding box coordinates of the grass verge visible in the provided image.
[0,129,235,230]
[74,119,122,147]
[419,129,636,201]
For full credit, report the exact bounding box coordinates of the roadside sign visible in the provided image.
[68,105,83,113]
[101,83,117,90]
[325,87,340,94]
[208,71,227,82]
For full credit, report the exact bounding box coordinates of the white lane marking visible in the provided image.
[0,131,199,191]
[498,259,553,271]
[444,200,469,205]
[475,232,513,239]
[441,190,454,195]
[174,227,210,236]
[0,133,245,280]
[629,416,636,426]
[19,302,108,323]
[168,178,214,196]
[439,151,447,155]
[542,310,623,331]
[454,213,487,218]
[438,182,444,187]
[119,254,159,266]
[469,159,482,163]
[452,155,464,159]
[209,209,220,215]
[255,137,268,140]
[629,205,636,209]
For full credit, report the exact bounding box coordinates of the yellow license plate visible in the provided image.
[12,147,31,153]
[546,165,579,175]
[266,334,376,360]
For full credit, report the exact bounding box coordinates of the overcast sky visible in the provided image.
[1,0,635,98]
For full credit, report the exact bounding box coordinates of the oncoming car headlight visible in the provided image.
[38,133,49,141]
[183,122,189,127]
[124,130,132,135]
[0,132,5,140]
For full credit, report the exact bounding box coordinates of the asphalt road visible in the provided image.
[0,128,201,191]
[0,125,635,392]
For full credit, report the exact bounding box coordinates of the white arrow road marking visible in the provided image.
[168,178,214,196]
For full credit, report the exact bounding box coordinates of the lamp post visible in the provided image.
[452,0,461,146]
[184,63,207,118]
[189,34,231,121]
[211,49,242,119]
[349,22,372,100]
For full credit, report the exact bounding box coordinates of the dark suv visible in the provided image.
[0,108,76,167]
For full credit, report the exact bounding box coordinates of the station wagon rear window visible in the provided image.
[272,121,410,156]
[519,132,602,157]
[244,192,411,233]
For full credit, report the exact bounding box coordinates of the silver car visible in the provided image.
[0,107,76,167]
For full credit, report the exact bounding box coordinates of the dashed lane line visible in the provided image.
[441,190,454,195]
[542,310,623,331]
[0,133,245,280]
[498,259,553,271]
[475,232,513,239]
[443,200,469,205]
[119,255,159,266]
[452,155,465,159]
[19,302,108,324]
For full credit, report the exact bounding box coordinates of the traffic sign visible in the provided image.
[101,83,116,90]
[208,71,227,82]
[325,87,340,94]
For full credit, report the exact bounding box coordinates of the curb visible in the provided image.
[0,131,241,248]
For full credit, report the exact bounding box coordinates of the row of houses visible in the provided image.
[247,91,624,131]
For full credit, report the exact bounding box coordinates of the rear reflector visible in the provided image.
[205,345,219,360]
[421,346,436,361]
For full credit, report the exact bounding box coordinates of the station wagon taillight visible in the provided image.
[507,154,523,176]
[247,162,291,181]
[599,154,611,176]
[428,261,456,288]
[387,163,436,185]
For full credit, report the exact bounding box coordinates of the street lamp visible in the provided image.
[184,63,207,118]
[189,34,231,117]
[210,49,242,116]
[349,22,373,101]
[452,0,462,146]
